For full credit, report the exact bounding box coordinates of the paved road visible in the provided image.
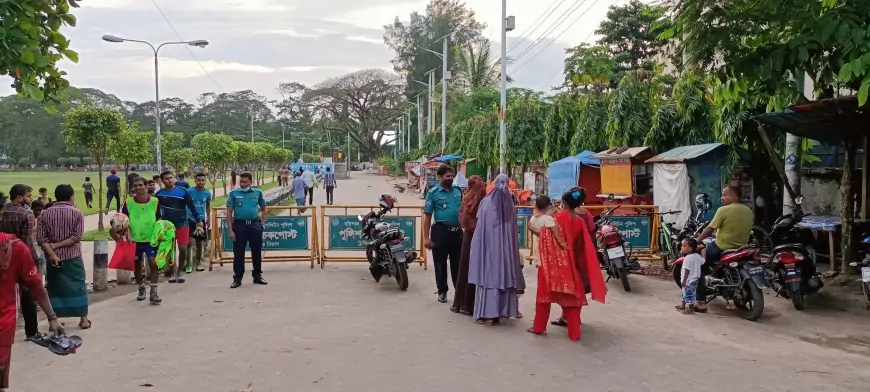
[12,173,870,391]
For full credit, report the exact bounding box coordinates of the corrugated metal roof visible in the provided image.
[593,146,650,159]
[645,143,724,163]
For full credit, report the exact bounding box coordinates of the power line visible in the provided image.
[508,0,590,66]
[150,0,224,90]
[506,0,568,53]
[510,0,603,74]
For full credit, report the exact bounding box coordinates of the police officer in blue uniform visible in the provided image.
[226,172,268,289]
[423,165,463,303]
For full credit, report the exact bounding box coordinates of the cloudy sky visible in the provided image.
[2,0,616,103]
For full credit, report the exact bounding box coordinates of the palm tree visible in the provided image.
[453,38,513,89]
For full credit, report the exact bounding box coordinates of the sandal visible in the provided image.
[516,312,523,319]
[475,319,495,326]
[42,334,83,356]
[724,304,737,311]
[550,318,568,327]
[675,304,686,310]
[79,320,92,330]
[526,327,546,336]
[694,306,708,313]
[449,306,461,314]
[25,332,46,343]
[679,307,695,315]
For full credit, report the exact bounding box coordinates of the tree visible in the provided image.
[192,132,236,197]
[108,125,154,190]
[1,0,81,108]
[561,44,616,96]
[62,106,125,229]
[595,0,672,86]
[454,39,511,89]
[305,69,404,160]
[160,131,185,172]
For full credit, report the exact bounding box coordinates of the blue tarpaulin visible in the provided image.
[547,151,598,199]
[433,155,463,162]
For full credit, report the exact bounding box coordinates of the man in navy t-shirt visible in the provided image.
[105,168,122,213]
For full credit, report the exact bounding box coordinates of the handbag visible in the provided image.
[108,240,136,271]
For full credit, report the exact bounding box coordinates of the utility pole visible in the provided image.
[406,106,411,152]
[428,70,434,135]
[249,104,255,143]
[393,123,398,160]
[499,7,515,174]
[416,93,423,150]
[783,72,805,213]
[441,36,449,153]
[398,116,404,152]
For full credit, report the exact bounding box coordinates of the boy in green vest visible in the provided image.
[111,176,162,304]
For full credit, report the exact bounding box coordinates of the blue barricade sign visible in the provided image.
[221,217,309,251]
[328,216,415,250]
[608,215,651,249]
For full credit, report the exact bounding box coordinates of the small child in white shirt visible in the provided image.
[529,195,568,267]
[676,238,703,315]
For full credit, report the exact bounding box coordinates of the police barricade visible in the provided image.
[516,206,535,263]
[209,187,319,270]
[583,205,660,262]
[319,205,427,270]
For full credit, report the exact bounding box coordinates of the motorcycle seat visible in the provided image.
[720,248,738,256]
[720,248,756,263]
[772,243,806,253]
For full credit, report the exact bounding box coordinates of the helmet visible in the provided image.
[694,193,711,211]
[379,194,397,210]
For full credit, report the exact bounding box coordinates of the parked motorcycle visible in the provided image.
[596,195,641,292]
[849,234,870,309]
[764,195,823,310]
[675,244,767,321]
[359,194,417,290]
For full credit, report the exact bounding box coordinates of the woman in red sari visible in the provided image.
[528,188,606,340]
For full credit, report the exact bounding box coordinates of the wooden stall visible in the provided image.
[594,147,654,210]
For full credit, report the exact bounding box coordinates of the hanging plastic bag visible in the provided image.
[108,240,136,271]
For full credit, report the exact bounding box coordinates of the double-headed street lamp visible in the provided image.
[101,34,209,171]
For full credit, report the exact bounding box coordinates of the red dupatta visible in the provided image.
[554,210,607,304]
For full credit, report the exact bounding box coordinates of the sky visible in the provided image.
[2,0,618,104]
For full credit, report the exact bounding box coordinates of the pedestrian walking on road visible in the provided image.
[0,212,65,391]
[423,165,463,304]
[451,175,485,315]
[280,166,290,187]
[113,176,162,304]
[37,184,91,330]
[467,174,525,325]
[106,169,122,213]
[291,171,307,214]
[186,173,211,273]
[302,167,316,205]
[226,172,268,289]
[0,185,42,341]
[323,167,337,205]
[81,177,94,209]
[155,171,204,283]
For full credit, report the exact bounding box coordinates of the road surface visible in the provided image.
[11,173,870,391]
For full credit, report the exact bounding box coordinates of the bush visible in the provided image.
[301,153,322,163]
[378,156,400,174]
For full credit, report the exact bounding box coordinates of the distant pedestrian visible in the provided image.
[302,167,316,205]
[106,168,122,213]
[186,173,212,273]
[126,166,139,195]
[423,165,463,303]
[81,177,94,209]
[37,184,90,330]
[323,167,337,205]
[113,176,162,304]
[230,170,238,189]
[175,173,191,189]
[154,171,204,283]
[0,192,65,391]
[0,184,42,341]
[37,187,52,205]
[291,171,307,214]
[226,172,268,289]
[280,166,290,187]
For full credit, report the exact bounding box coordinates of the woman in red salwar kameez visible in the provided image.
[528,188,605,340]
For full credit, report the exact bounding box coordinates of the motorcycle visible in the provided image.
[849,234,870,310]
[764,195,823,310]
[359,207,417,291]
[675,244,766,321]
[596,197,641,292]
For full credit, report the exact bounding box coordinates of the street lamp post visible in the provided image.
[499,10,516,174]
[101,34,208,171]
[423,32,452,154]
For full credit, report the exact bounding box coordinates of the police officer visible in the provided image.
[226,172,268,289]
[423,165,463,303]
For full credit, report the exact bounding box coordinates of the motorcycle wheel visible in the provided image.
[738,280,765,321]
[619,267,631,292]
[673,265,682,288]
[394,261,409,291]
[790,287,806,310]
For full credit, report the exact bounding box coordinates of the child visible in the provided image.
[529,195,564,267]
[82,177,94,209]
[29,200,47,281]
[676,238,703,315]
[111,176,162,304]
[37,187,51,205]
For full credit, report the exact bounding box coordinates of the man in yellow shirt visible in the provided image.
[696,185,754,312]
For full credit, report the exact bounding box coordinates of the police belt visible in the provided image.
[434,223,461,232]
[233,218,259,225]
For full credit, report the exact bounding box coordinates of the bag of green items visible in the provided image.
[150,220,176,270]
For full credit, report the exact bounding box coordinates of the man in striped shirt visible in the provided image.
[323,166,337,205]
[0,185,41,341]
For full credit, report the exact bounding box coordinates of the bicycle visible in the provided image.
[642,210,684,271]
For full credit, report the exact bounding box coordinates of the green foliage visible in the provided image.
[109,125,154,170]
[0,0,80,109]
[562,44,615,96]
[378,156,400,174]
[301,153,322,163]
[191,132,236,190]
[160,131,186,169]
[595,0,673,86]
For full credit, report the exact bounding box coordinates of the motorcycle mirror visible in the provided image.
[794,195,803,205]
[357,215,364,221]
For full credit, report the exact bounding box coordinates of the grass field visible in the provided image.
[80,180,284,241]
[0,170,277,216]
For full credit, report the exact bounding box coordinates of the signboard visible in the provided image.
[221,217,309,251]
[608,216,651,249]
[328,216,416,250]
[517,216,528,247]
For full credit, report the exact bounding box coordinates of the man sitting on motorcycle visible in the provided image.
[695,185,754,312]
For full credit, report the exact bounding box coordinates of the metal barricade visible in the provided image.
[209,205,320,270]
[319,205,427,270]
[583,205,660,259]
